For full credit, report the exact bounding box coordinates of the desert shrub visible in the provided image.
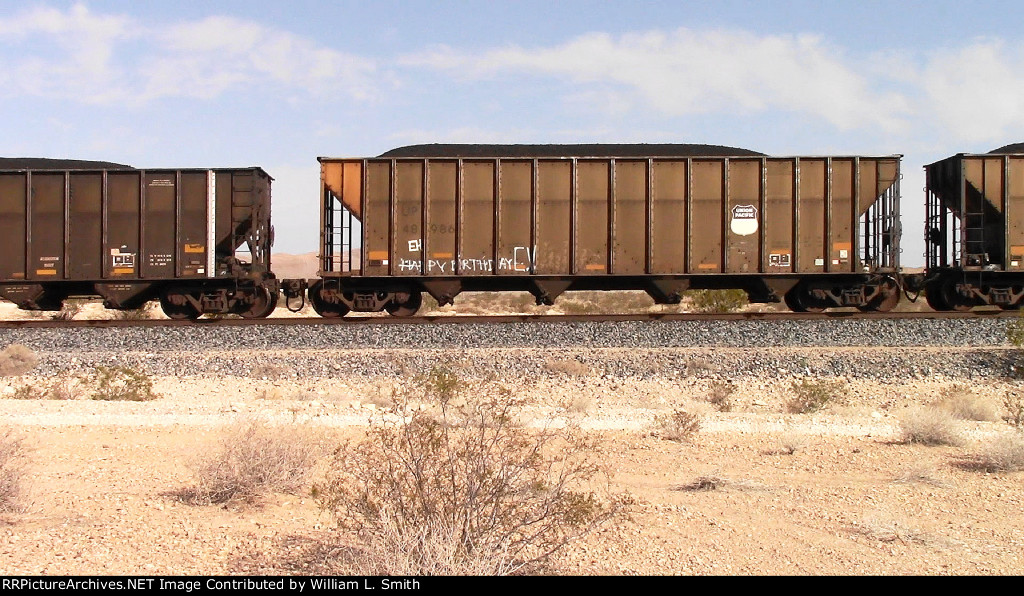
[685,289,748,313]
[973,433,1024,472]
[776,430,808,455]
[114,303,156,320]
[567,395,595,415]
[186,420,325,505]
[251,363,290,380]
[1004,390,1024,429]
[934,384,1001,421]
[654,408,702,442]
[544,358,593,377]
[0,429,26,512]
[0,344,38,377]
[786,378,842,414]
[899,406,964,446]
[316,367,628,575]
[5,375,81,401]
[705,381,735,412]
[53,299,87,321]
[88,366,159,401]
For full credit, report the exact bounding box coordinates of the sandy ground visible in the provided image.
[1,366,1022,576]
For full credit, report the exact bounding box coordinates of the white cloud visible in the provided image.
[0,3,377,105]
[918,40,1024,144]
[404,28,913,133]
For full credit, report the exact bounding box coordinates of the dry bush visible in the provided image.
[934,385,1001,422]
[775,430,808,455]
[899,406,964,446]
[854,512,928,544]
[0,344,38,377]
[1004,390,1024,429]
[685,289,748,313]
[87,366,159,401]
[786,378,842,414]
[251,363,291,381]
[653,408,702,442]
[567,395,595,415]
[544,358,593,377]
[674,474,763,492]
[972,433,1024,472]
[315,367,629,576]
[0,429,26,512]
[53,299,87,321]
[185,419,326,505]
[705,381,735,412]
[114,303,156,320]
[5,375,82,401]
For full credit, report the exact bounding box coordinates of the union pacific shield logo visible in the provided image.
[730,204,758,236]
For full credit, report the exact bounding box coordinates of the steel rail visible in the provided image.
[0,309,1017,329]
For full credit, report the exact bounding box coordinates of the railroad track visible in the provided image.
[0,308,1018,329]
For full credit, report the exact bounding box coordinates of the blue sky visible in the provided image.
[3,1,1024,265]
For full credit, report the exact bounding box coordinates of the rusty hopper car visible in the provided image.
[925,147,1024,310]
[0,166,277,319]
[301,144,902,316]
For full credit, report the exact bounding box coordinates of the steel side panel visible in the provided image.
[830,159,855,273]
[426,160,457,275]
[363,161,391,276]
[858,159,879,213]
[0,174,27,280]
[106,172,141,279]
[651,160,686,274]
[613,160,646,275]
[29,173,65,280]
[797,159,826,273]
[1008,156,1024,270]
[688,160,723,273]
[178,172,208,277]
[393,161,424,276]
[68,173,103,279]
[460,161,495,275]
[497,161,532,275]
[141,172,176,279]
[726,160,760,273]
[575,160,610,274]
[535,160,571,274]
[765,160,794,273]
[214,173,233,256]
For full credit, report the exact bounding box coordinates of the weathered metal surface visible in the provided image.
[319,153,901,281]
[0,167,272,285]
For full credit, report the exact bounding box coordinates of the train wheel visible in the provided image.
[160,291,200,320]
[238,287,278,319]
[787,283,827,313]
[309,287,349,318]
[924,280,951,311]
[385,291,422,317]
[784,288,806,312]
[941,279,975,312]
[859,278,900,312]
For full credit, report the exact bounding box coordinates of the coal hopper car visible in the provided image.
[924,146,1024,310]
[297,144,903,316]
[0,161,278,319]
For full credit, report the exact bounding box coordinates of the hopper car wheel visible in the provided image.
[784,289,806,313]
[160,292,200,320]
[858,278,900,312]
[238,287,278,319]
[787,283,828,313]
[309,294,349,318]
[941,279,975,312]
[924,280,951,311]
[385,291,422,317]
